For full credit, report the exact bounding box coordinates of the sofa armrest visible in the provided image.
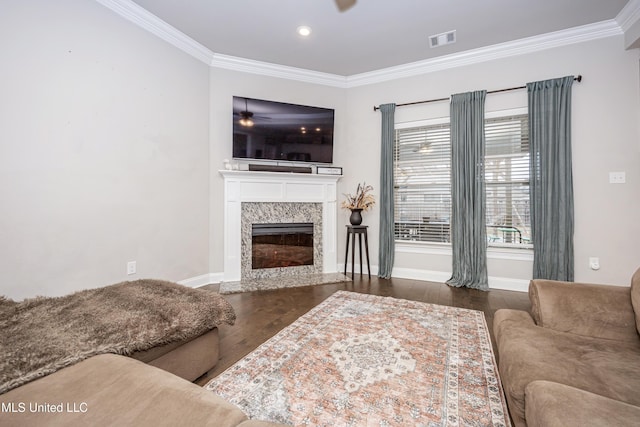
[529,279,638,342]
[0,354,258,427]
[525,380,640,427]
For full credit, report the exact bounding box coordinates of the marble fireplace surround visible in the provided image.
[220,170,341,283]
[241,202,322,279]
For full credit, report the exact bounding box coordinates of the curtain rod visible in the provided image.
[373,75,582,112]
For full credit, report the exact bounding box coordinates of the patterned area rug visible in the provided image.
[205,291,511,426]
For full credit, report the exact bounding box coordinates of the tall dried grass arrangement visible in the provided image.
[341,182,375,211]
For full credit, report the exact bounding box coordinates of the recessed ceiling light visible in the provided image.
[297,26,312,37]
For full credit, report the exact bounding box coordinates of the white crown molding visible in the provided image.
[346,20,622,87]
[96,0,623,88]
[617,0,640,32]
[94,0,214,64]
[210,54,350,88]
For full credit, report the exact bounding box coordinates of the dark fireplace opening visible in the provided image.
[252,223,314,269]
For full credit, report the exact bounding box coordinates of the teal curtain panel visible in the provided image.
[446,91,489,290]
[528,76,575,281]
[378,103,396,279]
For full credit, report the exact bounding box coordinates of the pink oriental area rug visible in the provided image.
[205,291,511,426]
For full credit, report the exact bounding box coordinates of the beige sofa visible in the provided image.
[0,281,286,426]
[128,327,220,382]
[0,280,235,395]
[494,268,640,427]
[0,353,283,426]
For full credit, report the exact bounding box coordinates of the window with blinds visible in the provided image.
[393,113,531,247]
[394,122,452,243]
[485,114,531,246]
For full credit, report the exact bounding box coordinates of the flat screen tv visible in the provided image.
[233,96,334,164]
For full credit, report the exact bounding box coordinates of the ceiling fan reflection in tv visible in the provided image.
[232,96,335,165]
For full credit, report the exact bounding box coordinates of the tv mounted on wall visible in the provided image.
[233,96,334,164]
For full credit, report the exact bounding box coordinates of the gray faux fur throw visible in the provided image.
[0,280,235,395]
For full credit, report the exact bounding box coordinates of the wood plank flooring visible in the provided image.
[195,275,530,386]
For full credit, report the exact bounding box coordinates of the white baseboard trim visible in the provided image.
[208,272,225,284]
[487,276,530,292]
[183,268,528,292]
[340,263,529,293]
[339,263,379,278]
[390,266,451,283]
[178,273,224,288]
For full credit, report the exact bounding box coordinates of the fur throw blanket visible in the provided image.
[0,280,235,395]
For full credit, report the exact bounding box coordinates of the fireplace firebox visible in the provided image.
[251,223,314,269]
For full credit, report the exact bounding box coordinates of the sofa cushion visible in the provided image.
[0,354,248,427]
[494,309,640,427]
[132,328,219,382]
[631,268,640,335]
[525,381,640,427]
[529,279,637,342]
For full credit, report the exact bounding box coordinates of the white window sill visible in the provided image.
[395,240,533,261]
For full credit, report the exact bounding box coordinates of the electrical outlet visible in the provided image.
[589,257,600,271]
[609,172,626,184]
[127,261,137,275]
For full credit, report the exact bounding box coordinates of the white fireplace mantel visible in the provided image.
[220,170,342,282]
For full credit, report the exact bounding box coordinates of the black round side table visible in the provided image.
[344,225,371,279]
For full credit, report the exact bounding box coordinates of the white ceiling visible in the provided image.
[130,0,630,76]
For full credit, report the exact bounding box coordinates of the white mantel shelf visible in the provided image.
[220,170,342,282]
[219,169,342,182]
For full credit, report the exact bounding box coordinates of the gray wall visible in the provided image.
[0,0,210,299]
[340,36,640,287]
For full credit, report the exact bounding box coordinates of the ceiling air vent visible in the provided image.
[429,30,456,48]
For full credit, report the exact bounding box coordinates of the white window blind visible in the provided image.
[393,113,531,247]
[485,114,531,246]
[394,123,451,243]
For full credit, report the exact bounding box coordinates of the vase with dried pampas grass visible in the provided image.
[341,183,375,225]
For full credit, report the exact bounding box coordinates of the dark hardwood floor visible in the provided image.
[195,275,531,387]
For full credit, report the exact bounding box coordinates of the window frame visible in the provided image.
[394,116,452,247]
[393,108,533,259]
[484,108,532,250]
